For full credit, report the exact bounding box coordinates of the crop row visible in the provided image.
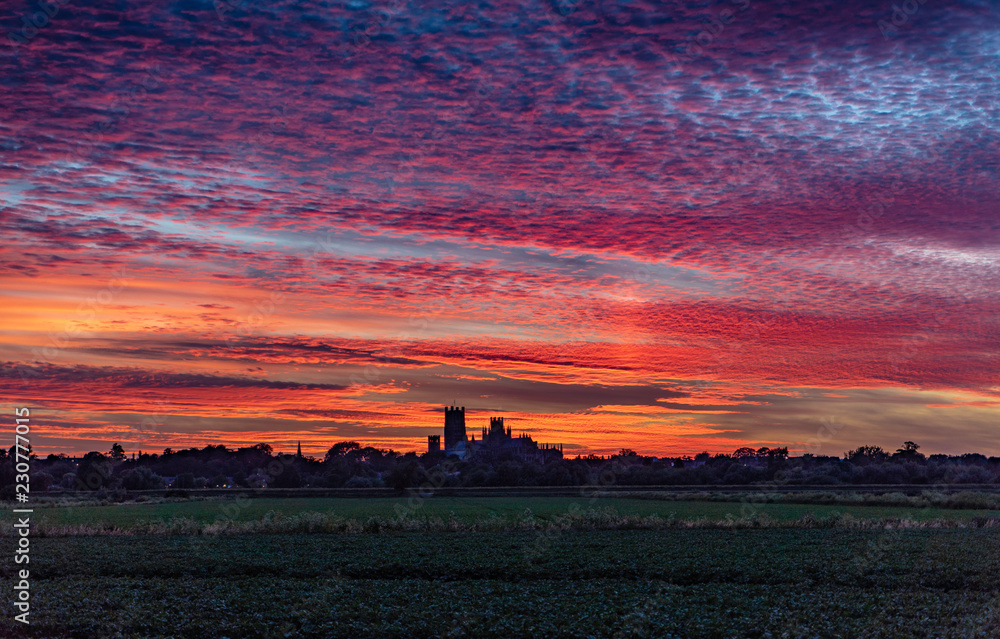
[3,529,1000,638]
[8,507,1000,538]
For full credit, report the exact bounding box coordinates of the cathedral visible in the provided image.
[428,406,563,463]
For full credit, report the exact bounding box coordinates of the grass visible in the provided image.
[8,495,1000,536]
[5,529,1000,638]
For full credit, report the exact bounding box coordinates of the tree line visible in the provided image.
[1,439,998,499]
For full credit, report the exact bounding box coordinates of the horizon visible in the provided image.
[21,432,992,462]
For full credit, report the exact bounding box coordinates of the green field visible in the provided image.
[18,495,1000,533]
[4,496,1000,638]
[5,528,1000,638]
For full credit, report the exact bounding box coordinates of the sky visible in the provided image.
[1,0,998,458]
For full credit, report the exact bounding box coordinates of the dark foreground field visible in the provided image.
[5,527,1000,639]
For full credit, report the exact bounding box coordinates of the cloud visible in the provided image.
[3,0,998,455]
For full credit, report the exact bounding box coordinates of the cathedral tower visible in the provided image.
[443,405,467,452]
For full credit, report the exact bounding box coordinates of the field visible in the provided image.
[17,493,1000,534]
[4,495,1000,638]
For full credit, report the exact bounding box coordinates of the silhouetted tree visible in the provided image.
[271,464,302,488]
[845,445,888,464]
[387,461,424,491]
[893,441,925,461]
[325,441,361,462]
[109,442,126,462]
[120,467,165,491]
[766,447,789,462]
[77,452,112,490]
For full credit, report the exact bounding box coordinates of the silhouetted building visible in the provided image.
[472,416,562,463]
[431,408,561,463]
[443,405,467,456]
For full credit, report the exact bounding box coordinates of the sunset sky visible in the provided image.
[2,0,998,458]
